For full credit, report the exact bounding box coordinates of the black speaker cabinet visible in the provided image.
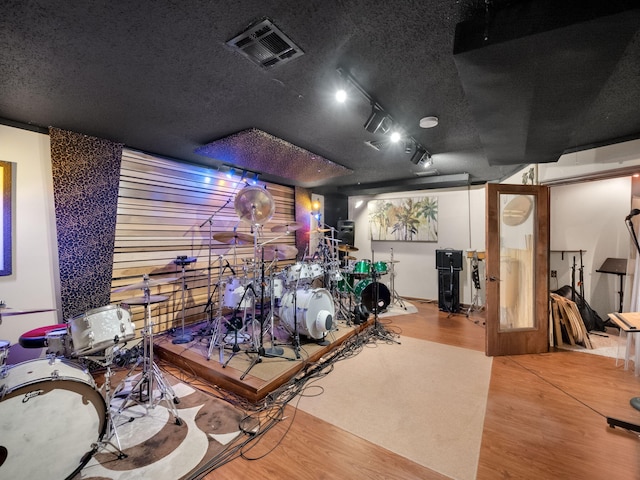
[436,249,463,271]
[337,219,355,247]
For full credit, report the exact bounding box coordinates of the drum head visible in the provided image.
[360,281,390,313]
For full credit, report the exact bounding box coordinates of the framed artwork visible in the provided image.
[1,161,12,276]
[368,196,438,242]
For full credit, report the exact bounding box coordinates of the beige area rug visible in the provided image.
[296,336,493,480]
[74,374,245,480]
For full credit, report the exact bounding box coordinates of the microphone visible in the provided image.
[626,209,640,221]
[226,260,236,276]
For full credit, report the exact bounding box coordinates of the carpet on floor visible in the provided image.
[296,335,493,480]
[74,374,245,480]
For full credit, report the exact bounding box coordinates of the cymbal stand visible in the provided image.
[173,256,196,344]
[200,199,231,324]
[116,286,182,425]
[388,248,406,310]
[206,255,230,361]
[89,346,127,459]
[369,250,400,344]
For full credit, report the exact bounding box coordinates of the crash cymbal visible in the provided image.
[338,245,359,252]
[234,186,275,225]
[262,244,298,261]
[0,306,56,317]
[111,276,179,293]
[316,227,331,233]
[271,222,303,233]
[212,231,253,245]
[120,295,169,305]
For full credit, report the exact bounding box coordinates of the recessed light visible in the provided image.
[419,116,439,128]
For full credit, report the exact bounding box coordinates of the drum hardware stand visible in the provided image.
[88,347,128,459]
[466,252,483,317]
[221,280,257,368]
[173,256,197,344]
[369,252,400,344]
[388,248,406,310]
[206,255,234,360]
[116,286,182,426]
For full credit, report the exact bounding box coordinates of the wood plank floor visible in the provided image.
[199,300,640,479]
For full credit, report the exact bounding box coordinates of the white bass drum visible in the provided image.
[280,288,334,340]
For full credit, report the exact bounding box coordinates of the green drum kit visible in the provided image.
[336,249,393,315]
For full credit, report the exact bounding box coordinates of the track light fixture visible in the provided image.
[337,66,431,165]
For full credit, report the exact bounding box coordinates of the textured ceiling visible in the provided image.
[0,1,639,195]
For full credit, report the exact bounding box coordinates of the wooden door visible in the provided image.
[485,183,550,356]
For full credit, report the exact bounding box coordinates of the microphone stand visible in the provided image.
[369,249,399,344]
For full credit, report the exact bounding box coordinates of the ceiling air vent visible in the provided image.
[226,18,304,69]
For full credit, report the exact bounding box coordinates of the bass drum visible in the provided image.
[354,279,391,313]
[279,288,334,340]
[0,358,106,479]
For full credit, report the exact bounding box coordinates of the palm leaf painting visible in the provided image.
[368,196,438,241]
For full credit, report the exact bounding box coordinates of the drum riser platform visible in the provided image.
[154,318,372,404]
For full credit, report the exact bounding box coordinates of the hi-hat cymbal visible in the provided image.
[338,245,359,252]
[345,255,356,261]
[234,186,275,225]
[262,244,298,261]
[271,222,303,233]
[112,276,179,293]
[173,256,197,266]
[120,295,169,305]
[213,231,253,245]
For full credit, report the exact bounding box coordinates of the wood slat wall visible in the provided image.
[110,150,297,337]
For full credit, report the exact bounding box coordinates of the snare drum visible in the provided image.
[69,304,135,356]
[0,358,106,479]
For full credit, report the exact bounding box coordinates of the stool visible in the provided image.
[19,324,68,349]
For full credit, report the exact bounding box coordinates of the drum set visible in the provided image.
[0,278,184,479]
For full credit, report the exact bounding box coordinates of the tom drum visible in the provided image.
[69,304,135,356]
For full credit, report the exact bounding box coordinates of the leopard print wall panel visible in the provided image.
[49,127,123,320]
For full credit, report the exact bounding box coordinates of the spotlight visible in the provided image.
[410,146,427,165]
[364,107,393,135]
[389,131,402,143]
[335,89,347,103]
[227,168,235,179]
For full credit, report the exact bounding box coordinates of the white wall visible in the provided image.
[348,186,486,303]
[549,178,631,316]
[0,125,59,345]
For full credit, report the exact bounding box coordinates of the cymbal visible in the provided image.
[262,244,298,261]
[111,276,179,293]
[0,306,56,317]
[316,227,331,233]
[345,255,356,261]
[120,295,169,305]
[234,186,275,225]
[213,231,253,245]
[338,245,359,252]
[271,222,303,233]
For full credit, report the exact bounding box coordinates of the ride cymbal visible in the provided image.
[234,186,275,225]
[262,244,298,261]
[271,222,303,233]
[212,231,253,245]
